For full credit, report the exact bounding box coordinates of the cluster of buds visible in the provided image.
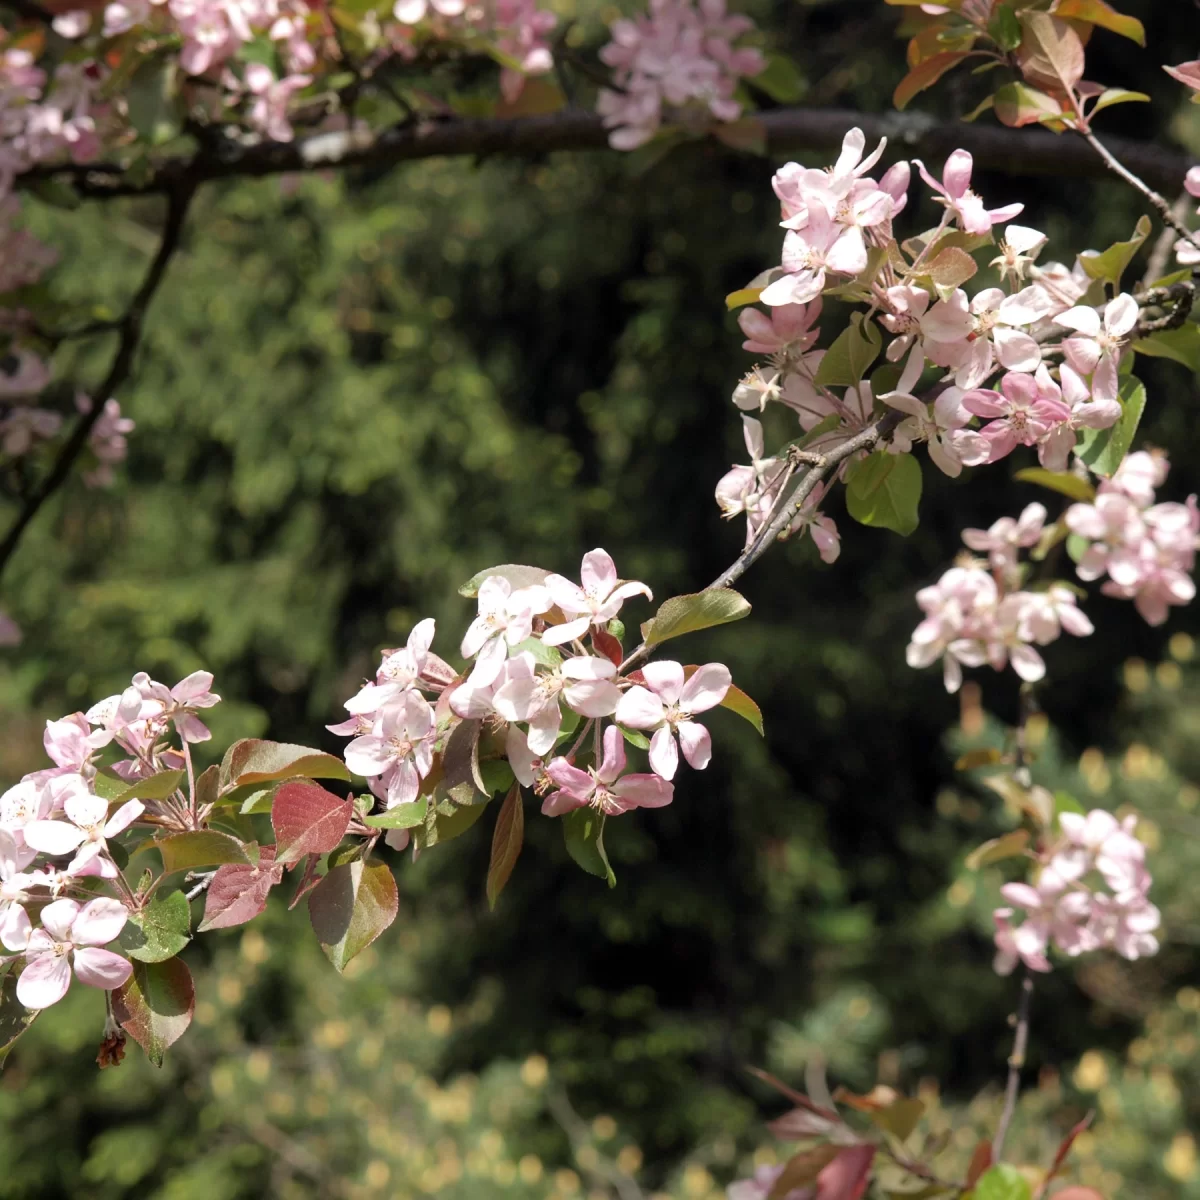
[1066,450,1199,626]
[907,503,1093,693]
[597,0,765,149]
[994,808,1159,974]
[329,548,736,842]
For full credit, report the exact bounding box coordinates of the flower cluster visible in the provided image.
[596,0,765,150]
[1066,450,1199,626]
[994,808,1160,975]
[720,128,1128,553]
[0,669,221,1015]
[906,503,1094,693]
[329,548,735,839]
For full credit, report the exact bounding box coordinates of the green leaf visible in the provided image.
[486,784,525,910]
[124,56,178,146]
[1090,87,1150,116]
[1076,375,1146,477]
[114,769,185,804]
[845,452,922,536]
[112,957,195,1068]
[871,1097,925,1141]
[641,588,751,646]
[814,313,882,388]
[993,82,1063,127]
[720,683,765,736]
[987,4,1021,50]
[238,787,275,815]
[725,286,763,311]
[92,772,127,802]
[617,726,651,750]
[441,718,487,802]
[973,1164,1033,1200]
[563,808,616,887]
[1078,215,1151,287]
[1018,13,1085,95]
[308,857,399,973]
[156,831,255,875]
[479,759,515,796]
[508,637,562,669]
[362,797,428,829]
[1066,532,1090,564]
[751,54,806,103]
[458,563,549,598]
[1133,325,1200,372]
[1013,467,1096,502]
[965,829,1030,870]
[118,890,191,964]
[219,739,351,791]
[1053,0,1145,45]
[1055,790,1087,821]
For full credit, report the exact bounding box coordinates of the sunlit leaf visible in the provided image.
[894,51,971,109]
[118,890,191,963]
[198,847,284,931]
[641,588,751,646]
[219,738,350,791]
[1054,0,1144,44]
[845,452,922,537]
[563,808,615,887]
[458,564,549,598]
[1013,467,1096,502]
[486,783,524,910]
[112,957,195,1068]
[1076,375,1146,477]
[965,829,1030,869]
[308,856,399,972]
[156,831,255,875]
[271,779,353,866]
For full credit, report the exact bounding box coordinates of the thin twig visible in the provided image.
[991,970,1034,1162]
[1143,193,1193,287]
[1080,129,1200,254]
[0,181,195,582]
[546,1086,645,1200]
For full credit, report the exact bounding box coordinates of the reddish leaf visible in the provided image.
[814,1146,874,1200]
[219,738,350,791]
[746,1065,840,1119]
[1048,1190,1105,1200]
[591,629,624,669]
[112,957,194,1067]
[198,846,284,931]
[966,1139,993,1187]
[1042,1111,1095,1189]
[308,856,398,972]
[486,784,525,910]
[1053,0,1144,45]
[768,1146,840,1199]
[1018,13,1085,97]
[894,51,971,109]
[994,81,1065,127]
[271,780,353,867]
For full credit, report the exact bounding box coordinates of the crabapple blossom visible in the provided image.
[541,725,673,816]
[615,660,730,780]
[0,830,34,951]
[1053,292,1138,405]
[737,299,822,361]
[960,371,1072,466]
[990,224,1048,287]
[461,577,551,686]
[541,549,652,647]
[343,690,437,808]
[492,654,621,756]
[914,149,1023,235]
[731,365,784,412]
[23,791,143,879]
[344,618,436,715]
[961,502,1047,577]
[0,405,61,457]
[15,896,131,1010]
[43,713,112,774]
[882,385,985,478]
[596,0,765,150]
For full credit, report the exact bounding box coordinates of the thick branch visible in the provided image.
[0,181,195,579]
[16,108,1195,199]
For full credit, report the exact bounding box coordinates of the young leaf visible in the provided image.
[993,81,1063,127]
[1053,0,1145,44]
[479,759,516,796]
[893,51,971,110]
[1133,325,1200,372]
[1013,467,1096,502]
[870,1096,925,1141]
[0,970,37,1066]
[1076,375,1146,477]
[987,4,1021,51]
[118,890,191,963]
[955,746,1003,770]
[1090,87,1150,116]
[156,831,255,875]
[814,313,881,388]
[91,772,127,801]
[198,847,284,931]
[362,797,428,829]
[486,784,525,910]
[115,769,185,804]
[271,779,353,867]
[973,1163,1033,1200]
[767,1147,840,1199]
[458,563,550,598]
[641,588,751,646]
[681,665,764,735]
[563,808,616,887]
[308,856,399,972]
[1078,215,1151,287]
[925,245,977,290]
[965,829,1030,870]
[725,287,764,311]
[441,717,487,801]
[219,738,351,791]
[112,957,195,1068]
[845,452,922,536]
[1018,13,1085,96]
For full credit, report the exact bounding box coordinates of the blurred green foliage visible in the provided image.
[2,0,1200,1196]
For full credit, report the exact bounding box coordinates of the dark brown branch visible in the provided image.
[15,107,1195,200]
[0,181,195,578]
[1,0,52,24]
[992,970,1034,1162]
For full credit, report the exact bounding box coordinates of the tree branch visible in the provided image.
[991,969,1034,1162]
[16,108,1194,200]
[1,0,52,24]
[0,181,195,580]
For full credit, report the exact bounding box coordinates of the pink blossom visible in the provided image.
[615,660,730,780]
[542,549,651,646]
[990,224,1048,287]
[1053,293,1138,405]
[915,149,1023,235]
[15,896,131,1010]
[0,830,34,952]
[393,0,465,21]
[0,406,61,457]
[44,713,112,773]
[242,63,311,142]
[343,691,436,807]
[0,349,52,400]
[961,502,1047,576]
[961,372,1072,466]
[883,385,984,478]
[462,577,550,685]
[75,396,134,487]
[23,790,144,878]
[1109,450,1168,509]
[1164,59,1200,93]
[493,654,621,755]
[345,618,437,715]
[738,299,821,359]
[761,201,868,307]
[541,725,673,817]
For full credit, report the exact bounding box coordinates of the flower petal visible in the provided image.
[648,726,678,781]
[70,896,129,946]
[72,946,133,991]
[614,685,665,730]
[17,952,72,1009]
[22,820,87,857]
[680,663,731,714]
[676,721,712,770]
